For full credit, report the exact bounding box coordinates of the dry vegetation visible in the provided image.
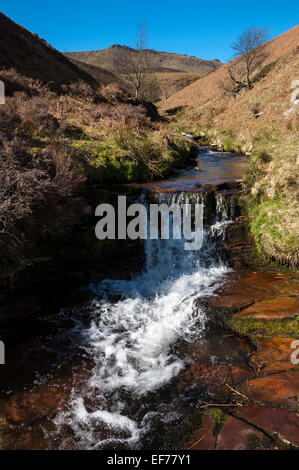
[162,26,299,267]
[0,12,99,91]
[0,70,193,273]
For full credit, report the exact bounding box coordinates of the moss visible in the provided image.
[228,316,299,338]
[210,408,229,436]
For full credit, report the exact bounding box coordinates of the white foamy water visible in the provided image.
[51,193,231,449]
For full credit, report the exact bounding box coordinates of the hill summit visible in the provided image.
[64,46,222,74]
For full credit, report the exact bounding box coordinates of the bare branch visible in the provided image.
[114,21,155,100]
[223,26,269,96]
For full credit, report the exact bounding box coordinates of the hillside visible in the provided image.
[69,58,123,87]
[162,25,299,111]
[0,12,196,281]
[0,12,99,90]
[64,45,222,74]
[162,25,299,267]
[151,71,203,101]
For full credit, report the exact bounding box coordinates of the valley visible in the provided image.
[0,9,298,452]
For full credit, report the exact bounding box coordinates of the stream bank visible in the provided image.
[0,147,298,450]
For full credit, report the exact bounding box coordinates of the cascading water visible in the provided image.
[49,191,234,450]
[210,191,239,239]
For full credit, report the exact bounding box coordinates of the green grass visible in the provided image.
[69,126,194,184]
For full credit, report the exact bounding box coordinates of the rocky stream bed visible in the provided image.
[0,147,298,450]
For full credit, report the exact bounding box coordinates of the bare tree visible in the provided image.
[139,73,161,102]
[221,26,269,97]
[115,21,151,100]
[160,83,171,101]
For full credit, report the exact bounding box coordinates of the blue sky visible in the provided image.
[1,1,298,62]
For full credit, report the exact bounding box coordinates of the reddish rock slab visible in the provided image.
[0,383,65,425]
[251,337,299,374]
[229,366,255,384]
[208,295,255,311]
[178,364,231,389]
[238,372,299,409]
[207,271,299,316]
[234,404,299,447]
[185,412,216,450]
[176,364,232,402]
[237,271,297,295]
[234,296,299,319]
[216,415,266,450]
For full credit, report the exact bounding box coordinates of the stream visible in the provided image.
[0,148,253,449]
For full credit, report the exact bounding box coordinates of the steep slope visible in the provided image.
[65,45,222,74]
[0,12,99,90]
[69,58,123,87]
[151,71,203,101]
[162,25,299,111]
[161,25,299,267]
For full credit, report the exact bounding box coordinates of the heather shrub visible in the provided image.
[0,68,43,95]
[0,136,85,268]
[100,83,127,103]
[61,80,100,102]
[0,67,192,273]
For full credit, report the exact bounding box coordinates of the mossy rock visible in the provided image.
[227,316,299,339]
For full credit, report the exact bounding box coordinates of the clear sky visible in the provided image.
[1,0,298,62]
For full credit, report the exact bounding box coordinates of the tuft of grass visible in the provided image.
[210,408,229,437]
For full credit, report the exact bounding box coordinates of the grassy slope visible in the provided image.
[0,13,196,279]
[64,46,222,74]
[65,46,222,103]
[161,25,299,112]
[153,71,203,102]
[161,25,299,267]
[69,58,124,87]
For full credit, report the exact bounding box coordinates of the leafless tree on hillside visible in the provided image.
[140,73,161,102]
[220,26,269,98]
[114,21,154,100]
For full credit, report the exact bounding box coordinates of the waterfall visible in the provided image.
[50,190,234,450]
[210,191,239,239]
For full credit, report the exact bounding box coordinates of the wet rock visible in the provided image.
[229,366,255,384]
[233,404,299,447]
[204,270,299,338]
[234,296,299,319]
[208,295,254,312]
[185,412,215,450]
[176,363,231,404]
[237,271,298,295]
[237,372,299,409]
[251,337,299,374]
[216,415,270,450]
[178,364,230,389]
[220,219,255,268]
[216,181,243,191]
[223,240,255,269]
[0,383,65,425]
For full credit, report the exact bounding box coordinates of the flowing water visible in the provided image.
[42,192,235,449]
[0,149,251,450]
[142,147,249,192]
